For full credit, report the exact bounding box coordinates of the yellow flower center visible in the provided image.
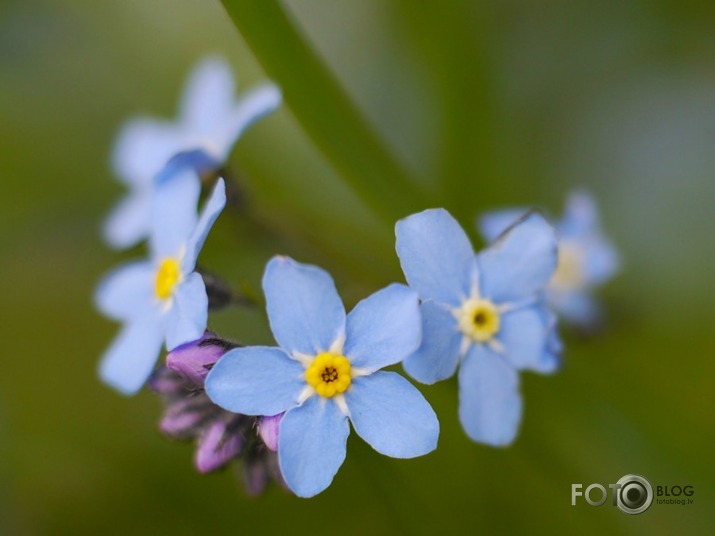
[155,258,181,300]
[550,242,584,290]
[305,353,352,398]
[457,299,501,342]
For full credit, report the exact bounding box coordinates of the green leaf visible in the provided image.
[220,0,428,223]
[396,1,501,227]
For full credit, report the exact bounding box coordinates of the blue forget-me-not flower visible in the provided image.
[478,190,619,327]
[104,56,281,249]
[205,256,439,497]
[96,164,227,395]
[395,209,560,446]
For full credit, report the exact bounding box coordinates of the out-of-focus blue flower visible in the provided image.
[478,190,619,327]
[395,209,560,446]
[96,166,226,395]
[104,56,281,249]
[205,256,439,498]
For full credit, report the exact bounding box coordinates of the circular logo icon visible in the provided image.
[616,474,653,515]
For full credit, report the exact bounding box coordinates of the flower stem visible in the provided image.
[198,268,263,310]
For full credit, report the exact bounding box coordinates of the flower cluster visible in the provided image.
[95,57,283,493]
[97,57,281,394]
[150,333,284,494]
[96,57,619,498]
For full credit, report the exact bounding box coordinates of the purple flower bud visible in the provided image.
[160,396,216,438]
[243,458,269,496]
[148,367,186,396]
[166,331,235,388]
[152,330,284,494]
[195,419,244,473]
[258,413,282,452]
[242,448,284,496]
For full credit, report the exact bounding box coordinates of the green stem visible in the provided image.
[220,0,428,223]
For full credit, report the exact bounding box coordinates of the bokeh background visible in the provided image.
[1,1,714,534]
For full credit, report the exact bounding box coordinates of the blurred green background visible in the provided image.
[1,0,714,534]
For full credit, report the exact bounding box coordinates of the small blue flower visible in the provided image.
[478,190,619,327]
[104,56,281,249]
[395,209,560,446]
[205,256,439,498]
[96,165,227,395]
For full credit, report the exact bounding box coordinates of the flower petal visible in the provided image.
[111,117,183,186]
[458,345,522,446]
[278,396,349,498]
[538,327,563,375]
[395,208,475,306]
[180,56,236,134]
[213,83,282,160]
[477,208,528,243]
[163,272,208,351]
[102,191,151,250]
[498,305,549,371]
[150,165,201,259]
[343,284,420,372]
[346,371,439,458]
[170,148,221,176]
[559,190,619,286]
[559,190,599,237]
[183,178,226,272]
[582,237,619,286]
[478,212,557,304]
[403,300,462,384]
[95,261,155,321]
[205,346,304,416]
[263,256,346,356]
[99,317,164,395]
[548,289,601,327]
[532,307,562,374]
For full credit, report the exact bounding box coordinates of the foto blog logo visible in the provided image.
[572,474,652,515]
[571,474,694,514]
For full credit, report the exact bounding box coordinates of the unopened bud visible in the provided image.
[166,331,236,387]
[258,413,282,452]
[195,418,245,473]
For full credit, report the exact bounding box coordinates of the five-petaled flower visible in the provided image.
[395,208,561,446]
[104,56,281,249]
[478,190,619,327]
[205,256,440,497]
[95,164,226,395]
